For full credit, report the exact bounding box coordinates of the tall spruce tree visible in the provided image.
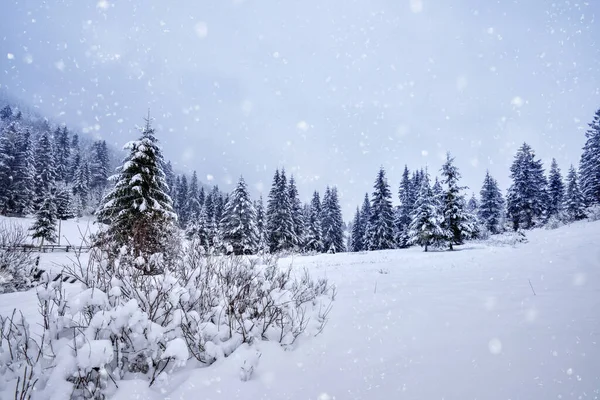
[367,167,395,250]
[579,108,600,205]
[564,165,586,221]
[506,143,547,230]
[220,176,259,255]
[304,191,324,252]
[176,174,189,227]
[254,195,268,252]
[288,175,304,250]
[72,159,90,216]
[0,105,13,122]
[478,171,504,234]
[12,128,35,215]
[95,116,177,271]
[34,129,57,208]
[322,186,345,253]
[266,169,295,252]
[440,153,475,249]
[54,127,70,183]
[546,158,565,219]
[90,140,110,202]
[185,171,202,228]
[30,195,58,246]
[360,193,371,248]
[408,171,447,251]
[0,122,18,212]
[350,207,364,252]
[394,166,413,248]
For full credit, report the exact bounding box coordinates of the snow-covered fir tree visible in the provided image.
[304,191,324,252]
[478,171,504,234]
[185,170,202,229]
[220,176,259,255]
[288,175,305,250]
[89,140,110,204]
[506,143,548,230]
[266,169,296,252]
[579,108,600,205]
[34,129,57,208]
[187,204,212,250]
[0,122,19,213]
[366,167,395,250]
[467,193,479,214]
[0,105,13,122]
[440,153,475,249]
[564,165,586,222]
[546,158,565,219]
[394,166,413,248]
[95,116,177,272]
[432,176,444,213]
[321,186,345,253]
[408,171,448,251]
[360,193,371,248]
[350,207,364,252]
[11,128,35,215]
[254,195,268,252]
[72,159,90,216]
[176,174,189,227]
[29,195,58,246]
[54,126,70,183]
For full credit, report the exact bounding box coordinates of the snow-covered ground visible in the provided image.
[2,220,599,399]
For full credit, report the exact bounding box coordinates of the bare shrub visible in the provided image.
[0,221,35,293]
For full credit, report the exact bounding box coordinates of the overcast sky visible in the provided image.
[1,0,599,218]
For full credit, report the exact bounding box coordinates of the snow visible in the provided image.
[2,220,600,399]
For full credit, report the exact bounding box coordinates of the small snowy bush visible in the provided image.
[544,215,565,230]
[0,239,335,398]
[0,221,35,293]
[486,230,528,247]
[585,205,600,222]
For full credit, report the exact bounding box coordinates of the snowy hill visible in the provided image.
[2,220,599,399]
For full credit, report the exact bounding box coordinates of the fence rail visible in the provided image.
[0,244,91,253]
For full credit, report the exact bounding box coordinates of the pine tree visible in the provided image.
[72,159,90,216]
[90,140,110,201]
[29,195,58,246]
[322,186,345,253]
[304,191,324,252]
[350,207,364,251]
[579,108,600,205]
[564,165,586,221]
[54,126,70,183]
[95,115,177,271]
[55,186,75,224]
[266,169,295,252]
[360,193,371,248]
[432,176,445,213]
[408,171,447,251]
[12,128,35,215]
[67,135,80,184]
[163,160,176,201]
[176,174,189,227]
[394,166,413,248]
[478,171,504,234]
[467,193,479,214]
[506,143,547,230]
[546,158,565,219]
[34,130,57,208]
[220,176,259,255]
[366,167,395,250]
[288,175,304,250]
[186,205,211,250]
[0,105,13,121]
[185,171,202,228]
[440,153,474,249]
[0,122,19,212]
[254,195,268,252]
[211,186,225,241]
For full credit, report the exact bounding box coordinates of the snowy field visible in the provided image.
[1,220,599,399]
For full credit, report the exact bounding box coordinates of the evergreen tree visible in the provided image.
[394,166,413,248]
[95,116,177,271]
[211,185,225,241]
[304,191,324,252]
[546,158,565,219]
[467,193,479,215]
[288,175,304,249]
[0,105,13,121]
[440,153,475,249]
[220,176,259,255]
[564,165,586,221]
[29,195,58,246]
[506,143,547,230]
[478,171,504,234]
[90,140,110,200]
[432,176,445,212]
[67,135,80,184]
[254,195,268,252]
[360,193,371,248]
[186,205,211,250]
[407,171,447,251]
[322,186,345,253]
[34,130,57,208]
[579,108,600,205]
[350,207,364,252]
[0,122,19,212]
[185,171,202,228]
[72,159,90,216]
[266,169,295,252]
[366,167,395,250]
[54,126,70,182]
[163,160,176,201]
[176,174,189,227]
[12,128,35,215]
